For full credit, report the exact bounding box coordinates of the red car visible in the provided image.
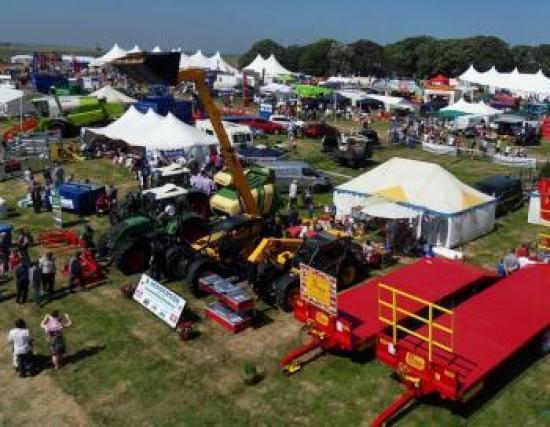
[302,122,341,139]
[241,117,286,134]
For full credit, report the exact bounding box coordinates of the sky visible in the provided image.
[1,0,549,54]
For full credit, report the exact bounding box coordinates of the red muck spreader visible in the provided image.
[280,258,496,374]
[39,229,104,286]
[372,264,550,427]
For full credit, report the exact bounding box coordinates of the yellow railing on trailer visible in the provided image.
[377,283,455,362]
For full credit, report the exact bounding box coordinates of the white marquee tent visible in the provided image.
[91,85,137,104]
[334,158,496,247]
[458,65,550,95]
[152,46,162,53]
[89,44,128,67]
[244,54,292,78]
[87,107,216,151]
[178,50,238,74]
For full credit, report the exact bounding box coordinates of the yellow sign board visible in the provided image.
[300,263,337,316]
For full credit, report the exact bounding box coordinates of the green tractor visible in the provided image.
[97,213,208,275]
[32,93,124,138]
[109,184,210,226]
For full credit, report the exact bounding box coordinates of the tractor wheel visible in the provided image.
[114,239,151,276]
[337,258,359,289]
[274,274,300,312]
[185,257,218,295]
[109,210,121,226]
[165,245,189,280]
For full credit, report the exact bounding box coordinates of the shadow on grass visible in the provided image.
[63,345,106,366]
[251,308,274,329]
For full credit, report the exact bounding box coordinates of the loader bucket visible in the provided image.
[112,52,181,86]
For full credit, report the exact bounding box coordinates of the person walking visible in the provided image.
[8,319,33,377]
[29,261,42,307]
[15,260,29,304]
[53,163,65,187]
[39,251,57,295]
[68,251,82,293]
[40,311,71,370]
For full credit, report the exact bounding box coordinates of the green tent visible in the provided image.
[437,110,468,118]
[293,84,333,98]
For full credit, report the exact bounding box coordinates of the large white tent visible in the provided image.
[458,65,550,95]
[87,107,216,151]
[334,158,496,247]
[91,85,137,104]
[89,44,128,67]
[244,54,292,78]
[178,50,238,74]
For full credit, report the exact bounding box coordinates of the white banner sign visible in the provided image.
[133,274,186,328]
[422,142,457,156]
[492,154,536,169]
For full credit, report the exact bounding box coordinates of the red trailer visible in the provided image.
[280,258,496,373]
[372,264,550,427]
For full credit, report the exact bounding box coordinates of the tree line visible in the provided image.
[238,36,550,79]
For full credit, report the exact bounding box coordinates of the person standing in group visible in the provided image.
[68,251,82,293]
[8,319,33,377]
[31,184,42,214]
[29,261,42,307]
[40,311,71,370]
[303,186,314,218]
[43,183,52,212]
[288,179,298,209]
[39,251,56,295]
[17,229,31,264]
[15,260,29,304]
[53,163,65,187]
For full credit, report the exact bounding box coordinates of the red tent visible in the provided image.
[427,74,449,85]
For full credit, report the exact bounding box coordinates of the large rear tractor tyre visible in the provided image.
[114,239,151,276]
[185,257,218,295]
[165,246,189,280]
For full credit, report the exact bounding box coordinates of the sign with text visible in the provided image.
[299,263,337,316]
[51,188,63,228]
[133,274,186,328]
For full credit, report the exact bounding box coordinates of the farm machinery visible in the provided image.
[31,92,124,137]
[97,212,209,275]
[108,183,210,225]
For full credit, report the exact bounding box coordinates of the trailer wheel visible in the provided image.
[274,274,299,312]
[337,258,359,289]
[186,257,218,295]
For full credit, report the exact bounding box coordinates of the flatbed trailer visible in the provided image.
[373,264,550,427]
[280,258,496,373]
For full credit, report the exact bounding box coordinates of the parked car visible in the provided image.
[474,175,524,217]
[224,116,285,134]
[302,122,340,139]
[269,114,305,130]
[257,161,331,192]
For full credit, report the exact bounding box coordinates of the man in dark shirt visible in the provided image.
[15,261,29,304]
[68,252,82,293]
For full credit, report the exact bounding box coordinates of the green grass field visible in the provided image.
[0,124,548,427]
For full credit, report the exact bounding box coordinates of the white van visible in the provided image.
[195,119,253,149]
